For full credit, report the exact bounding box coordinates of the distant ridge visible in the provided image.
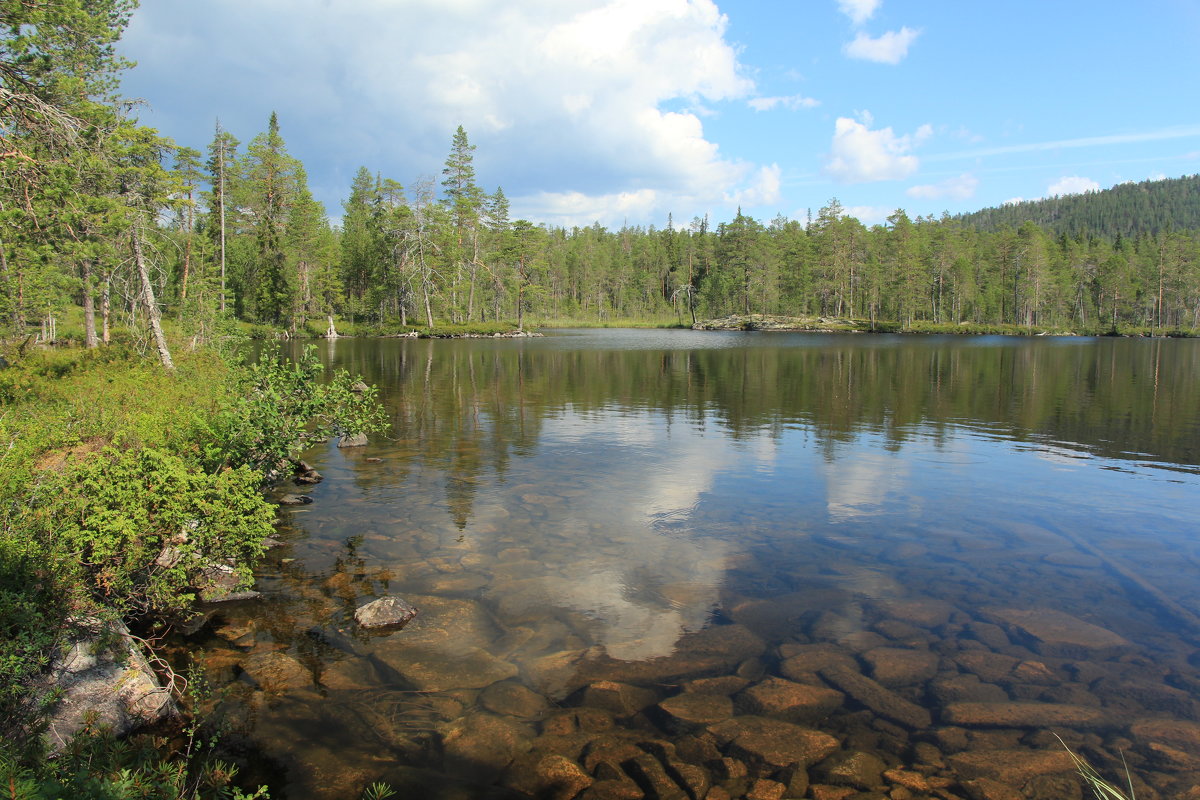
[953,174,1200,239]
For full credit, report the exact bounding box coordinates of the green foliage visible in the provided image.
[204,345,388,474]
[0,533,70,715]
[0,343,387,773]
[31,447,273,614]
[0,722,269,800]
[958,174,1200,240]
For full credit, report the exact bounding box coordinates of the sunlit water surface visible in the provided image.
[184,331,1200,799]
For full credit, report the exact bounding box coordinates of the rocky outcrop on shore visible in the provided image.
[39,619,176,752]
[693,314,857,332]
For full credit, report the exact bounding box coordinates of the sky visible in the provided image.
[118,0,1200,230]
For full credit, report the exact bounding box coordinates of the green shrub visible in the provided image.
[203,345,390,474]
[30,447,274,615]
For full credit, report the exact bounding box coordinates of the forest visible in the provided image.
[3,6,1200,342]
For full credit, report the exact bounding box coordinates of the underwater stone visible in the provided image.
[353,595,419,630]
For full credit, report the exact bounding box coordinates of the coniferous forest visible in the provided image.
[4,2,1200,349]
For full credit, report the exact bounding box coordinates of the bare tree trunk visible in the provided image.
[101,275,111,343]
[82,259,98,348]
[131,226,174,370]
[180,217,193,302]
[0,230,15,331]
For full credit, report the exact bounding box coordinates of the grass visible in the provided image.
[1056,735,1135,800]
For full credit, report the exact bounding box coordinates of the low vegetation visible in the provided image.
[0,336,387,795]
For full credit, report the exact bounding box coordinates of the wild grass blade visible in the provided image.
[1054,733,1134,800]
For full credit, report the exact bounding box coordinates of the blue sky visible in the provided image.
[119,0,1200,229]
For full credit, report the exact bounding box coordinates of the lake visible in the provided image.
[189,330,1200,799]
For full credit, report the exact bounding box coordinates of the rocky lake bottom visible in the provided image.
[173,332,1200,800]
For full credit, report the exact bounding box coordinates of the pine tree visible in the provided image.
[242,112,298,324]
[441,126,484,322]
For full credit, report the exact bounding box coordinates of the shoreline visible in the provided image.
[690,314,1200,338]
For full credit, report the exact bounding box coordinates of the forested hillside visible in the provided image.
[954,174,1200,240]
[2,6,1198,338]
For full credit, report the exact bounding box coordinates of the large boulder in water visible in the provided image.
[354,596,419,630]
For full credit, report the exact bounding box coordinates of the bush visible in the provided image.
[0,342,387,751]
[30,447,274,615]
[203,345,390,474]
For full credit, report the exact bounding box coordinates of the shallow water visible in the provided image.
[188,331,1200,799]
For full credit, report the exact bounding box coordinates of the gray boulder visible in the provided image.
[40,620,176,752]
[354,595,419,629]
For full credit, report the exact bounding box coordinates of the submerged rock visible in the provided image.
[441,712,531,785]
[377,646,518,691]
[942,702,1108,729]
[861,646,940,687]
[480,680,552,719]
[813,750,888,790]
[818,665,932,730]
[197,562,262,602]
[502,753,593,800]
[982,607,1131,659]
[578,681,660,718]
[241,650,310,692]
[946,749,1075,783]
[278,493,314,505]
[658,693,735,728]
[779,644,859,681]
[576,624,766,688]
[40,620,176,751]
[737,676,844,723]
[708,716,839,768]
[353,596,419,630]
[1130,718,1200,752]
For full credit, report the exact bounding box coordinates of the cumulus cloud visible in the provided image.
[1046,176,1100,196]
[845,205,894,225]
[747,94,820,112]
[824,112,931,183]
[906,173,979,201]
[844,27,921,64]
[837,0,881,26]
[725,164,782,207]
[121,0,764,227]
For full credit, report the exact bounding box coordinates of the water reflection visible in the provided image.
[201,332,1200,799]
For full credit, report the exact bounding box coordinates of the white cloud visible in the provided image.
[1046,176,1100,196]
[1003,197,1026,206]
[837,0,881,26]
[747,94,820,112]
[121,0,763,227]
[906,173,979,201]
[845,205,893,225]
[725,164,782,207]
[926,124,1200,162]
[844,27,921,64]
[521,188,661,227]
[824,112,931,183]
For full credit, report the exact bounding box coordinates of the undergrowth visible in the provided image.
[0,338,389,794]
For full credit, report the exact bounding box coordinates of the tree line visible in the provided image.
[955,174,1200,240]
[3,2,1199,343]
